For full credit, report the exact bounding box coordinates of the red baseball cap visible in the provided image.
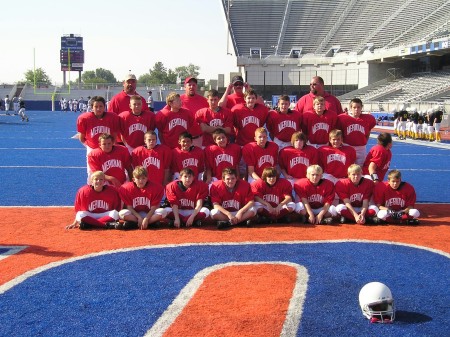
[184,77,198,85]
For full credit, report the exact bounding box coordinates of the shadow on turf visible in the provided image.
[6,244,73,258]
[395,311,432,324]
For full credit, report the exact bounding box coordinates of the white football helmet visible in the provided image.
[359,282,395,323]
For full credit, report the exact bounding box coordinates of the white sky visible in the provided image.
[0,0,238,85]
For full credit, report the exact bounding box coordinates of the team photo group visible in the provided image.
[67,73,421,230]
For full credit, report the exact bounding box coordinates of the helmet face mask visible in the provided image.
[363,300,395,323]
[359,282,395,323]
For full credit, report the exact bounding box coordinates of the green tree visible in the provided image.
[24,68,52,85]
[174,63,200,81]
[82,68,116,84]
[139,62,177,85]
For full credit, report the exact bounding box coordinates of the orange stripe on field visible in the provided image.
[163,264,297,337]
[0,204,449,286]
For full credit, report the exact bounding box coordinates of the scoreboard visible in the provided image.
[60,35,84,71]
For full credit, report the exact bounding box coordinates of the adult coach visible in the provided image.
[108,74,149,115]
[295,76,344,115]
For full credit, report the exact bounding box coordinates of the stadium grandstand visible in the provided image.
[221,0,450,115]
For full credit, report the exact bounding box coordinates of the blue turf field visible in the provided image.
[0,111,449,206]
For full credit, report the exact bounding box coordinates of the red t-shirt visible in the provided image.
[295,92,343,115]
[210,179,253,211]
[155,107,193,149]
[131,144,172,185]
[180,93,209,137]
[165,180,209,210]
[266,109,302,142]
[119,110,155,149]
[335,177,374,207]
[251,178,293,207]
[205,143,241,180]
[242,141,279,177]
[74,185,121,213]
[318,145,356,179]
[171,146,205,177]
[232,103,269,146]
[301,110,337,145]
[108,91,149,115]
[373,181,416,211]
[225,92,245,110]
[195,106,234,147]
[118,181,164,212]
[279,145,319,179]
[88,145,131,184]
[294,178,335,209]
[77,112,120,149]
[336,113,376,146]
[362,144,392,181]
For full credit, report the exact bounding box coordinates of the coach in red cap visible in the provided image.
[108,74,149,115]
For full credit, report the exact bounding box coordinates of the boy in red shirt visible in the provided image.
[266,95,302,151]
[373,169,420,225]
[336,98,376,166]
[251,167,295,224]
[210,168,256,229]
[195,89,233,147]
[335,164,377,224]
[66,171,121,230]
[362,132,393,183]
[155,92,193,149]
[294,165,337,224]
[279,131,319,186]
[242,127,279,182]
[119,95,155,153]
[88,133,132,187]
[131,131,172,187]
[204,128,241,184]
[318,129,356,184]
[301,96,337,147]
[118,166,166,230]
[171,132,205,181]
[164,168,210,228]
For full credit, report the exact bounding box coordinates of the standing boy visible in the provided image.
[242,127,279,182]
[301,96,337,147]
[131,131,172,187]
[266,95,302,151]
[336,98,376,165]
[204,128,241,184]
[119,95,155,153]
[318,129,356,184]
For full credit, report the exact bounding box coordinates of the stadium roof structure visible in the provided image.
[222,0,450,58]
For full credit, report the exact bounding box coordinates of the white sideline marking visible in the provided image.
[0,240,448,297]
[0,246,28,261]
[144,261,309,337]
